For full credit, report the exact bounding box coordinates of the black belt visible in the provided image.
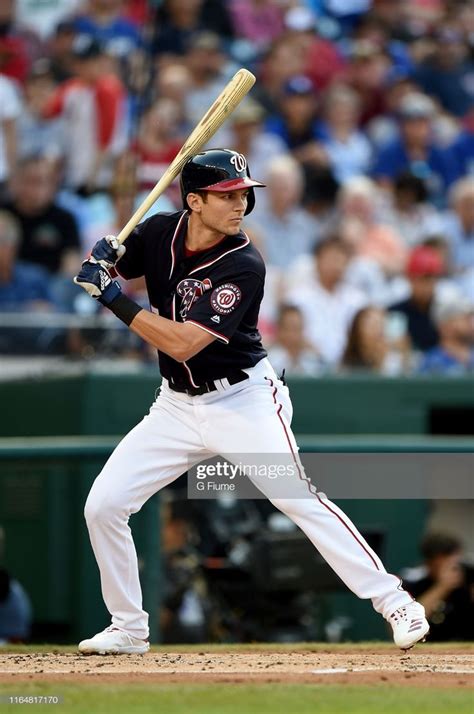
[168,370,249,396]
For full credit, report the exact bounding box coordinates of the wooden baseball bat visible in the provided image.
[115,68,256,246]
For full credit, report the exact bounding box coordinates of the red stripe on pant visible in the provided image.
[265,376,381,572]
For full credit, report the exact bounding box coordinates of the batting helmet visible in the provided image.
[180,149,265,215]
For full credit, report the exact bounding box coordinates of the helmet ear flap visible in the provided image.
[245,188,255,215]
[244,164,255,215]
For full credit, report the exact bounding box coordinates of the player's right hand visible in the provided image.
[90,235,126,269]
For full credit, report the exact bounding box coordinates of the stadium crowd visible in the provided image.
[0,0,473,374]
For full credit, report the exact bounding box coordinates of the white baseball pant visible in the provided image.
[84,357,412,639]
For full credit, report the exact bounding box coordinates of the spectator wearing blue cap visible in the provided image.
[265,75,328,168]
[371,93,460,206]
[73,0,143,59]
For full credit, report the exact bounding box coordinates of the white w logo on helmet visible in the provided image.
[230,153,247,172]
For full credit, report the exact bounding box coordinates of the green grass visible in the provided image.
[0,683,472,714]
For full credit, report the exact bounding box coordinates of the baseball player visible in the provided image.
[74,149,429,654]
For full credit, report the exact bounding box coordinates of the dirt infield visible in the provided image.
[0,646,473,688]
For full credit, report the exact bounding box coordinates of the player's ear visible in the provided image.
[186,192,202,212]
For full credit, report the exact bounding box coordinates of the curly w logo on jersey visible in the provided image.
[211,283,242,314]
[176,278,212,319]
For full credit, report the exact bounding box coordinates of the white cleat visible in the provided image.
[78,626,150,655]
[389,601,430,650]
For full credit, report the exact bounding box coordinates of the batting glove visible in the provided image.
[90,235,126,269]
[74,260,122,306]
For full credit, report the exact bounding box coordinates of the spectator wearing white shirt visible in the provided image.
[286,236,367,365]
[246,155,320,269]
[0,75,22,200]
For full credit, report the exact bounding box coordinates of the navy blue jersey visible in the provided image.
[116,210,267,387]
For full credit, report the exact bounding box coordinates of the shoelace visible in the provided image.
[391,606,423,625]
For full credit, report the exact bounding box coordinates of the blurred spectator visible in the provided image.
[419,294,474,374]
[302,164,339,233]
[15,0,81,41]
[229,0,284,51]
[267,304,322,376]
[246,155,319,269]
[351,11,413,75]
[1,156,80,275]
[72,0,143,59]
[367,71,418,148]
[153,0,203,57]
[0,73,21,200]
[46,20,78,83]
[152,63,192,131]
[183,32,232,129]
[337,176,407,275]
[292,10,347,92]
[223,99,288,183]
[17,60,66,163]
[43,36,127,193]
[0,568,32,643]
[0,209,54,310]
[153,0,234,58]
[286,237,367,365]
[316,84,372,183]
[413,27,473,118]
[344,40,391,125]
[450,121,474,177]
[341,305,411,375]
[265,75,323,163]
[371,93,460,205]
[442,177,474,273]
[131,98,182,192]
[161,499,209,644]
[0,0,37,84]
[255,37,307,114]
[199,0,234,41]
[388,245,443,352]
[382,172,444,248]
[401,533,474,641]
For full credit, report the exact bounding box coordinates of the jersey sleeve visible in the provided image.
[185,271,264,344]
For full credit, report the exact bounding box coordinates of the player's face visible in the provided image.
[199,189,249,235]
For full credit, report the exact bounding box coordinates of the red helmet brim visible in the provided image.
[200,177,266,191]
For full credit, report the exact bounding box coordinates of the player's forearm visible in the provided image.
[129,309,202,362]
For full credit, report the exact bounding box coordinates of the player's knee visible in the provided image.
[84,492,126,526]
[271,497,303,520]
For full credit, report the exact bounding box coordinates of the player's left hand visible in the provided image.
[74,260,122,305]
[90,235,126,269]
